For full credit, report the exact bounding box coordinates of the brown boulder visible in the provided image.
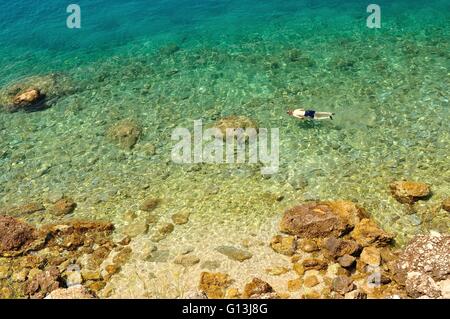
[350,218,394,247]
[242,278,274,298]
[0,216,37,253]
[302,258,328,271]
[280,201,365,238]
[389,181,431,204]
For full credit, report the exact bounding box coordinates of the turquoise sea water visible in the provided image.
[0,0,449,297]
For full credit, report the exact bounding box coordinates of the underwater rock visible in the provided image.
[199,272,232,299]
[265,267,289,276]
[2,202,45,216]
[360,246,381,267]
[396,232,449,298]
[159,43,180,56]
[332,275,355,295]
[24,266,61,299]
[304,275,320,288]
[302,258,328,271]
[0,216,37,253]
[442,198,450,212]
[140,197,160,212]
[107,119,141,150]
[0,73,74,112]
[389,181,431,204]
[171,211,190,225]
[201,260,221,270]
[45,285,94,299]
[215,246,252,262]
[350,218,394,247]
[121,221,148,238]
[49,198,77,216]
[213,116,258,139]
[298,238,319,253]
[288,278,303,292]
[173,255,200,267]
[270,235,297,256]
[242,278,274,299]
[337,255,356,268]
[151,223,174,242]
[324,237,360,258]
[280,201,365,238]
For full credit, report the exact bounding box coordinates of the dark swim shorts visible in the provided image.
[304,110,316,118]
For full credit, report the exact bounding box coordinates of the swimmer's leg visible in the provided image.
[314,112,334,120]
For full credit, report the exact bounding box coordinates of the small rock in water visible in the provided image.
[146,250,170,263]
[150,223,174,242]
[337,254,356,268]
[270,235,297,256]
[441,198,450,212]
[201,260,221,270]
[303,275,320,288]
[199,272,231,299]
[171,211,190,225]
[215,246,252,262]
[408,214,422,226]
[173,255,200,267]
[298,238,319,253]
[65,269,83,287]
[265,267,289,276]
[242,278,274,298]
[389,181,431,204]
[122,221,148,238]
[350,218,394,247]
[107,119,141,150]
[140,197,161,212]
[332,275,355,295]
[50,198,77,216]
[360,246,381,267]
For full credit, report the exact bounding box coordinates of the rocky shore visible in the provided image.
[0,180,448,299]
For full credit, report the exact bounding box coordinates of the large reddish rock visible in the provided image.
[24,267,61,299]
[324,237,360,258]
[280,201,366,238]
[0,216,37,253]
[350,218,394,247]
[389,181,431,204]
[396,232,449,298]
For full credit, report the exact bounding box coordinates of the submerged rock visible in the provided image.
[270,235,296,256]
[2,202,45,216]
[280,201,365,238]
[173,255,200,267]
[442,198,450,212]
[350,218,394,247]
[171,211,190,225]
[215,246,252,262]
[389,181,431,204]
[213,116,258,139]
[332,275,355,295]
[50,198,77,216]
[0,73,74,112]
[0,216,37,253]
[107,119,141,150]
[360,246,381,267]
[324,237,360,258]
[242,278,274,298]
[199,272,232,299]
[140,197,160,212]
[24,267,61,299]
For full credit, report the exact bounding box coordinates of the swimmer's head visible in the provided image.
[287,110,294,116]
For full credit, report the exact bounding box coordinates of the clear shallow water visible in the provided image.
[0,0,449,298]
